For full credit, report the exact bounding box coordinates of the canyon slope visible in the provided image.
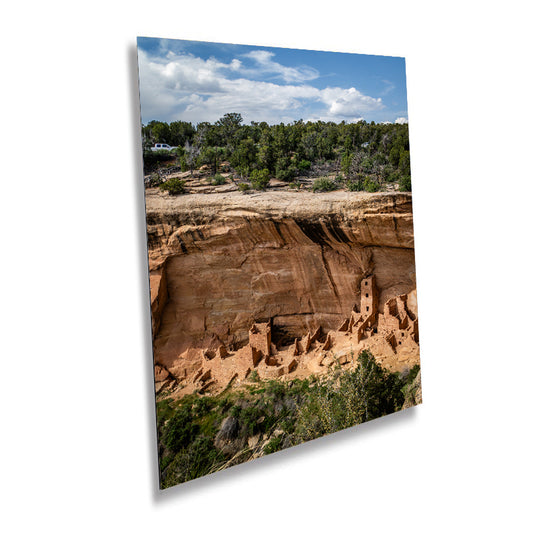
[145,189,419,396]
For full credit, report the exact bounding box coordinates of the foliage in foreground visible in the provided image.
[156,351,420,488]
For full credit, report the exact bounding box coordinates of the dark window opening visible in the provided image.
[365,281,368,286]
[373,328,378,333]
[366,293,369,298]
[399,341,402,345]
[366,306,369,312]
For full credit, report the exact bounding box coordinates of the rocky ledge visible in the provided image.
[144,189,419,392]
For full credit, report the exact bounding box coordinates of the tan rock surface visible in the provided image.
[145,190,420,393]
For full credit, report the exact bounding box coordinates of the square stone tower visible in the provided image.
[360,275,378,317]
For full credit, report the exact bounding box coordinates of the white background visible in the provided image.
[1,1,532,531]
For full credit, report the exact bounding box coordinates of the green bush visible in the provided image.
[346,180,363,192]
[363,177,381,192]
[294,350,404,442]
[399,174,412,192]
[156,350,408,488]
[163,406,198,452]
[298,159,312,172]
[162,436,225,487]
[238,182,250,192]
[212,174,226,185]
[250,169,270,190]
[312,177,337,192]
[159,178,186,195]
[142,149,175,173]
[275,165,297,182]
[263,435,283,455]
[404,364,420,385]
[381,165,397,183]
[346,174,365,191]
[179,155,189,171]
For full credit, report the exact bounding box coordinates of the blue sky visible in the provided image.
[137,37,409,126]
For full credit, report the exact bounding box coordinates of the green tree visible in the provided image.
[230,138,257,176]
[151,121,171,144]
[199,146,225,174]
[169,121,195,146]
[215,112,243,153]
[257,129,276,172]
[399,150,411,176]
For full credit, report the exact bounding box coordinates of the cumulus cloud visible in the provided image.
[395,117,408,124]
[178,79,321,124]
[138,48,385,124]
[320,87,383,118]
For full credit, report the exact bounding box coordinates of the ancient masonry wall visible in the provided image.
[154,276,420,395]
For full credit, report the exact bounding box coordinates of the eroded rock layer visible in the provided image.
[145,190,419,388]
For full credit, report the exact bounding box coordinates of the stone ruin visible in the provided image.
[154,275,420,397]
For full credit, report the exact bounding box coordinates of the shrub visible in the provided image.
[346,173,365,191]
[212,174,226,185]
[399,174,412,192]
[162,436,225,487]
[363,177,381,192]
[159,178,186,195]
[298,159,312,172]
[312,177,337,192]
[294,350,404,442]
[156,350,407,488]
[346,180,362,192]
[142,149,175,173]
[238,182,250,192]
[163,406,198,452]
[404,364,420,385]
[145,173,163,188]
[250,169,270,190]
[263,435,283,455]
[275,165,297,182]
[179,155,189,171]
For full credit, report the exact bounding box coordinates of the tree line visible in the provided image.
[142,113,412,192]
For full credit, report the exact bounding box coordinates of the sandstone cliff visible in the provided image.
[145,189,419,389]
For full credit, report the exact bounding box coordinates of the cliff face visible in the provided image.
[145,190,417,371]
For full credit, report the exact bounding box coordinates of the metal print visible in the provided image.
[137,37,421,489]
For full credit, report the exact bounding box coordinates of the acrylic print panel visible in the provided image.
[137,36,421,490]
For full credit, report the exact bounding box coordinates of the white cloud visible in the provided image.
[138,49,385,124]
[320,87,383,118]
[395,117,408,124]
[179,79,321,124]
[243,50,319,83]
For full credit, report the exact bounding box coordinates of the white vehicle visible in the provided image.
[151,143,176,151]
